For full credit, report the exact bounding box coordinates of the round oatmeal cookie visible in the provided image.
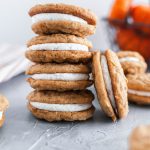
[26,63,91,75]
[117,51,147,75]
[92,50,128,121]
[28,104,95,122]
[29,3,97,37]
[129,125,150,150]
[27,79,93,91]
[27,62,93,91]
[127,73,150,105]
[27,90,94,104]
[26,34,92,63]
[27,90,95,122]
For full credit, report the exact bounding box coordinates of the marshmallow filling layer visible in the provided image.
[128,89,150,97]
[101,55,116,111]
[119,57,140,63]
[32,73,89,81]
[30,102,92,112]
[27,43,89,52]
[32,13,87,24]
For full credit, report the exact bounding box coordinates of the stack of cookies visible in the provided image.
[25,3,97,121]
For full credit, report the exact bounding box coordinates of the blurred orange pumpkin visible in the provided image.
[109,0,133,21]
[116,28,150,60]
[131,5,150,35]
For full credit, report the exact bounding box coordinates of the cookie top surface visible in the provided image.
[27,90,94,104]
[127,73,150,92]
[27,34,92,48]
[26,63,91,74]
[29,3,97,25]
[92,51,117,121]
[117,51,146,62]
[0,95,9,111]
[105,49,128,119]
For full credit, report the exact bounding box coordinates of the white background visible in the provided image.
[0,0,148,49]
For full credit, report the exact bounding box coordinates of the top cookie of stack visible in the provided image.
[29,3,97,37]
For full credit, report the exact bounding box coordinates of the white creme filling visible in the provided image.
[30,102,92,112]
[0,111,3,120]
[119,57,140,63]
[32,13,87,24]
[101,55,116,110]
[27,43,89,52]
[32,73,89,81]
[128,89,150,97]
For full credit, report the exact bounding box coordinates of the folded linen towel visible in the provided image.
[0,44,30,83]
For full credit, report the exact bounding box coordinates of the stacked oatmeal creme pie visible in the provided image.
[117,51,150,105]
[25,3,97,122]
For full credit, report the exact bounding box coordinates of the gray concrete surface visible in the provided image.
[0,74,150,150]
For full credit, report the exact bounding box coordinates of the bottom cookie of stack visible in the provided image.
[27,90,95,121]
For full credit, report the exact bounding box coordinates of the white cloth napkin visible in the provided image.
[0,44,30,83]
